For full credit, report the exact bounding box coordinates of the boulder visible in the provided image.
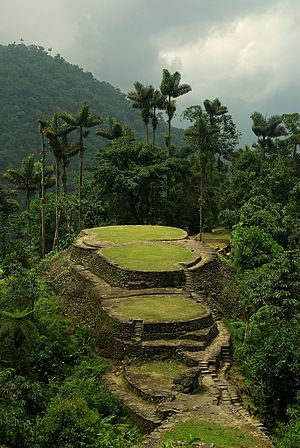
[172,367,201,393]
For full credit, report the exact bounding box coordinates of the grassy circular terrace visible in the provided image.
[87,225,187,244]
[111,294,206,321]
[136,360,187,378]
[162,419,270,448]
[127,360,187,391]
[101,242,196,271]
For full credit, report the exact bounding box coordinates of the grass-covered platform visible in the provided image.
[88,225,187,244]
[101,243,196,271]
[163,418,268,447]
[110,294,206,321]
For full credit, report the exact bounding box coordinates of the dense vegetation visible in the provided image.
[0,43,300,447]
[0,268,140,447]
[0,44,183,174]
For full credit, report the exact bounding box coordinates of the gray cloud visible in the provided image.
[0,0,299,142]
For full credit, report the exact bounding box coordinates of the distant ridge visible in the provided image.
[0,43,183,173]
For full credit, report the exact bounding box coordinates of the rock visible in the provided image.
[172,367,202,393]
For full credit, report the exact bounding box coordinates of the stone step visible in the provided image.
[180,350,206,366]
[178,323,218,342]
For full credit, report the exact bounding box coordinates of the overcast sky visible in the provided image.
[1,0,299,143]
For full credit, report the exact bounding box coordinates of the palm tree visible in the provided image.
[203,98,228,124]
[150,89,166,146]
[250,112,286,157]
[42,113,74,249]
[160,69,191,154]
[60,135,80,195]
[38,119,47,258]
[3,155,40,211]
[96,116,134,141]
[127,82,154,144]
[185,112,218,241]
[60,105,101,229]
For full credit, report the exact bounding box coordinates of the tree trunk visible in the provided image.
[78,126,83,230]
[152,109,156,147]
[168,95,172,156]
[52,157,60,250]
[40,131,46,258]
[26,189,32,248]
[199,166,204,242]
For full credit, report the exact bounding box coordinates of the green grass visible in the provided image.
[102,243,195,271]
[138,360,186,378]
[202,232,230,250]
[88,225,187,244]
[114,294,206,321]
[163,419,266,447]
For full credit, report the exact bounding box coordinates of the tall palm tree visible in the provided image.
[38,119,47,258]
[127,82,154,144]
[60,105,101,229]
[250,112,286,157]
[160,69,191,154]
[150,89,166,146]
[185,111,218,241]
[60,135,80,195]
[42,113,74,249]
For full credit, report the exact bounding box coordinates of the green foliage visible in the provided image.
[230,225,284,272]
[0,268,140,448]
[240,250,300,319]
[93,138,191,226]
[236,313,300,424]
[0,43,183,175]
[276,402,300,448]
[0,369,46,447]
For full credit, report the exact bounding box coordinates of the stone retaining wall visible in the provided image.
[142,313,214,337]
[72,244,185,289]
[187,257,242,319]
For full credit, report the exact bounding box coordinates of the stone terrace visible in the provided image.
[58,226,274,447]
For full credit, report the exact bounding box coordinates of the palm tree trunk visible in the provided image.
[52,157,60,250]
[40,132,46,258]
[26,189,31,248]
[62,162,67,195]
[167,95,172,156]
[78,126,84,230]
[199,165,204,242]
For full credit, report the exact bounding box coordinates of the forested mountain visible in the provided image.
[0,43,183,173]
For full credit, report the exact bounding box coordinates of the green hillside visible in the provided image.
[0,43,183,173]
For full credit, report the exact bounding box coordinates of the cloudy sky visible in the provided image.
[1,0,299,142]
